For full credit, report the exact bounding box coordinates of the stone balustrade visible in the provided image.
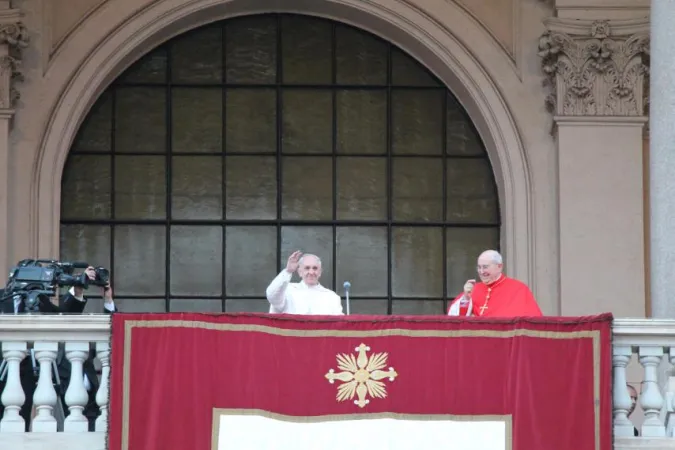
[614,319,675,450]
[0,314,110,450]
[1,315,675,450]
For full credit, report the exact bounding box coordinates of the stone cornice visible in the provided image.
[543,17,649,36]
[538,18,649,117]
[554,115,648,126]
[0,314,111,342]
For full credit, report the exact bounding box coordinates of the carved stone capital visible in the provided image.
[0,7,27,110]
[538,18,649,117]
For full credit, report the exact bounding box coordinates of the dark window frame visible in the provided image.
[60,14,501,314]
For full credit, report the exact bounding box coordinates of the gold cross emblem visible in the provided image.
[325,343,398,408]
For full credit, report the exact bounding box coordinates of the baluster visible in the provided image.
[639,346,666,437]
[666,348,675,437]
[95,342,110,432]
[31,342,58,432]
[613,345,634,437]
[0,342,27,432]
[63,342,89,432]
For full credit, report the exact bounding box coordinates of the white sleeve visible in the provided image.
[447,295,472,316]
[266,270,292,312]
[334,293,345,315]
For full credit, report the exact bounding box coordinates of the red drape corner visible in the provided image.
[108,313,612,450]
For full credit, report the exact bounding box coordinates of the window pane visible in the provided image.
[392,158,443,221]
[170,226,223,296]
[226,226,277,296]
[282,157,332,220]
[336,90,386,155]
[282,90,332,154]
[336,157,386,220]
[446,228,499,296]
[392,90,443,155]
[119,47,167,84]
[171,299,223,313]
[281,227,333,290]
[172,156,222,220]
[115,156,166,219]
[171,27,222,83]
[60,225,111,270]
[114,299,167,313]
[61,155,111,219]
[225,156,276,220]
[72,92,112,153]
[392,227,443,297]
[225,89,276,153]
[281,16,331,84]
[115,87,166,153]
[349,299,388,315]
[447,159,499,224]
[391,48,439,86]
[225,17,277,83]
[172,88,223,153]
[391,300,445,315]
[447,95,485,156]
[113,226,166,296]
[336,227,387,296]
[226,298,269,313]
[335,26,387,84]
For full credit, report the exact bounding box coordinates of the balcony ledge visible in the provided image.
[616,437,675,450]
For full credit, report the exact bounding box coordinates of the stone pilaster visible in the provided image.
[649,0,675,319]
[538,18,649,317]
[0,2,27,282]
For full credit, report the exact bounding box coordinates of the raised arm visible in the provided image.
[266,270,292,312]
[447,279,475,316]
[266,251,302,313]
[102,282,117,314]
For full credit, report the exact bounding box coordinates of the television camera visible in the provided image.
[0,259,110,312]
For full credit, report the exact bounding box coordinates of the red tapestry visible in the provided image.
[108,313,612,450]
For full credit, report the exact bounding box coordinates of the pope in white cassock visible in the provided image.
[266,251,344,315]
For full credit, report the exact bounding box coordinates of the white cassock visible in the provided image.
[265,270,344,315]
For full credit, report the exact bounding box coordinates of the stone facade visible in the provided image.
[0,0,652,317]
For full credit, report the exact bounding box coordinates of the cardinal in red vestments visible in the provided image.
[447,250,542,317]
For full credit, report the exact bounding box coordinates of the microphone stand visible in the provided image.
[343,281,351,315]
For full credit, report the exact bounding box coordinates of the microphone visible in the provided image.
[343,281,351,315]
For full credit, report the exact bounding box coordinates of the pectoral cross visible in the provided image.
[479,288,492,316]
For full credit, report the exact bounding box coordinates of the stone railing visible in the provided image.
[614,319,675,450]
[0,314,110,450]
[1,316,675,450]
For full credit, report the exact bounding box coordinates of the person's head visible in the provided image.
[627,384,638,416]
[476,250,503,284]
[298,254,322,286]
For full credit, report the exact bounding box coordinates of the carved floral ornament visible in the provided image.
[538,20,649,117]
[0,20,28,109]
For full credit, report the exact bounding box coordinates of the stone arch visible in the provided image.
[32,0,535,287]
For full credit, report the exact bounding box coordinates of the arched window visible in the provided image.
[60,14,499,314]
